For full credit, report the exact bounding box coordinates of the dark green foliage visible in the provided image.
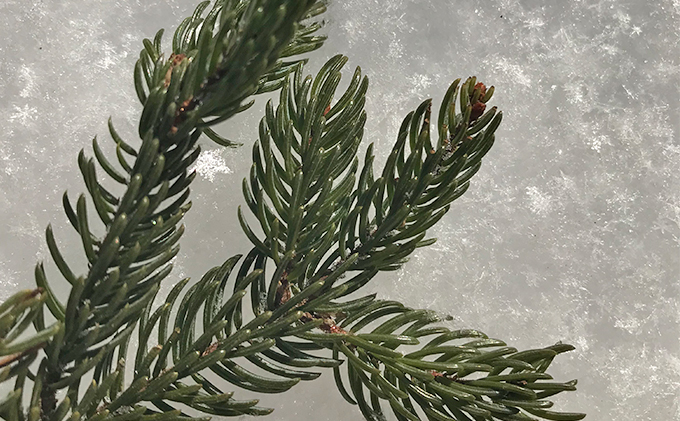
[0,1,584,421]
[313,301,584,421]
[15,1,326,420]
[135,0,326,146]
[231,60,584,420]
[0,289,61,421]
[240,57,503,303]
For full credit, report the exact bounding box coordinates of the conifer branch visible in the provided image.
[20,1,326,420]
[229,56,585,420]
[300,301,584,421]
[0,1,586,421]
[239,56,501,306]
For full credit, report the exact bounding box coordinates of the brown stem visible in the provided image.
[40,366,61,421]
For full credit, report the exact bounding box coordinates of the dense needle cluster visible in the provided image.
[0,1,585,421]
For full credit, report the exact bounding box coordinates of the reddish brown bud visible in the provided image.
[319,318,348,334]
[275,277,291,306]
[470,101,486,122]
[165,53,187,88]
[474,82,487,99]
[202,342,219,356]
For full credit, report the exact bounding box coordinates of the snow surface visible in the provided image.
[1,0,679,420]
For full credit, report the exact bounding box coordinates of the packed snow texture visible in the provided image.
[1,0,679,420]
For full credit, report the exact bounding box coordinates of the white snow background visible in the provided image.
[1,0,679,420]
